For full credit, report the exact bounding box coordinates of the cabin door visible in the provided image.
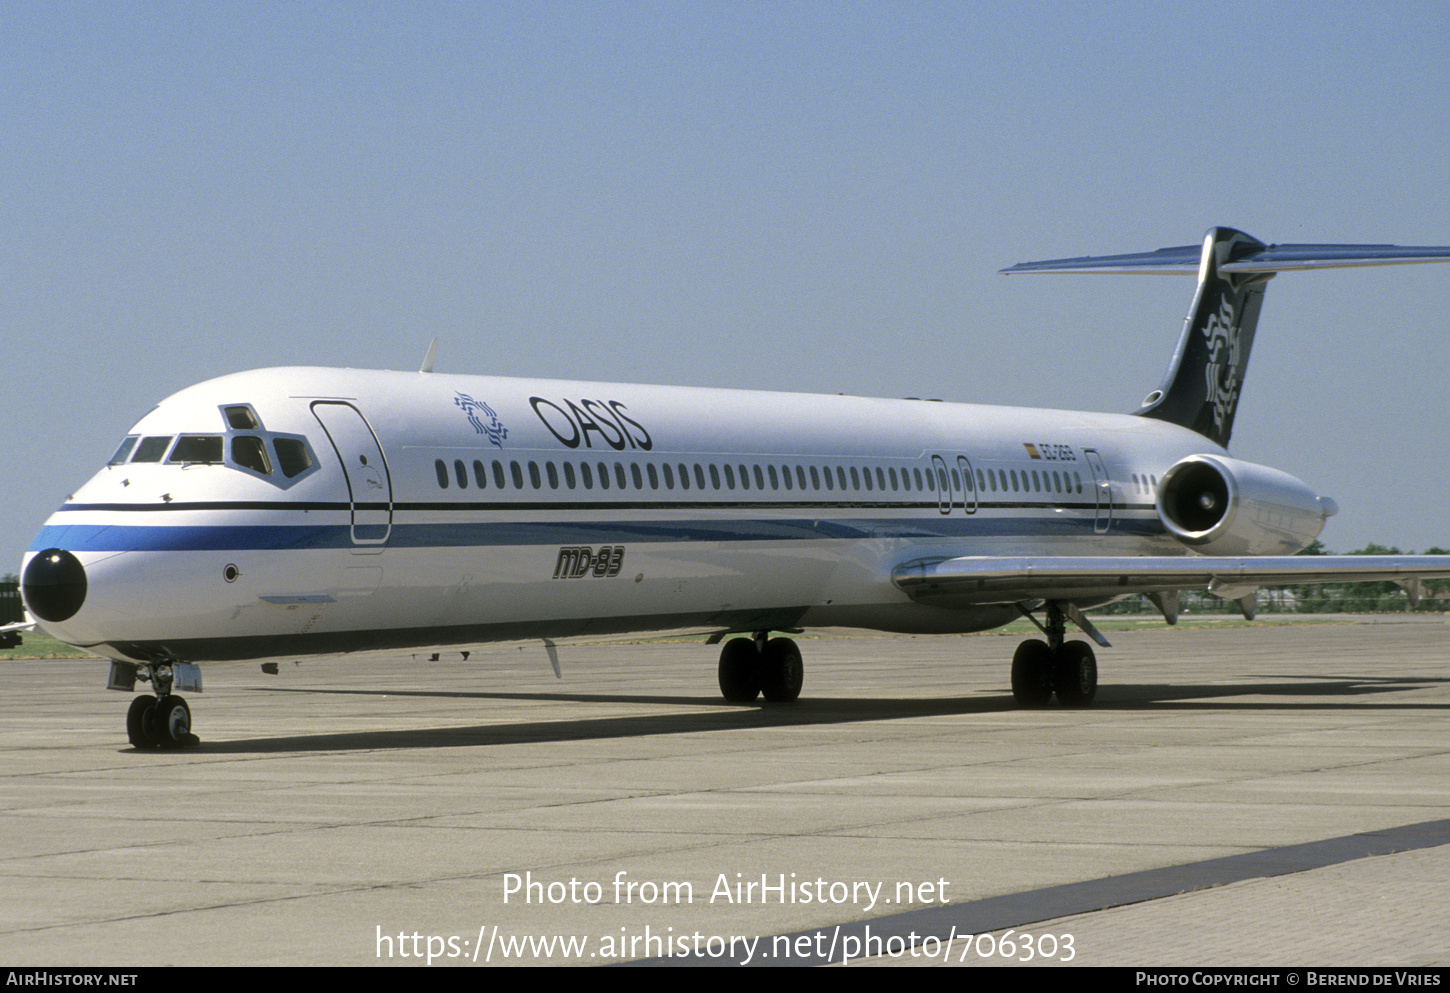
[930,455,952,514]
[1083,448,1113,534]
[311,401,393,548]
[956,456,978,514]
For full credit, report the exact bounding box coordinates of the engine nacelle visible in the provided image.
[1156,454,1335,556]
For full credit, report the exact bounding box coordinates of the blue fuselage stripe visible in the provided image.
[30,514,1162,553]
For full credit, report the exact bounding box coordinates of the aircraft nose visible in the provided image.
[23,548,88,622]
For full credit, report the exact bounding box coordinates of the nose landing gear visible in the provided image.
[125,694,196,748]
[122,661,201,749]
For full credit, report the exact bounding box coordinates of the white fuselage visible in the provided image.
[24,366,1266,664]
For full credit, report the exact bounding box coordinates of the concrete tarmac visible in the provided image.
[2,616,1447,967]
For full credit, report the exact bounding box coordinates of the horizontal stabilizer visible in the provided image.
[893,554,1450,607]
[1000,227,1450,449]
[1001,241,1450,276]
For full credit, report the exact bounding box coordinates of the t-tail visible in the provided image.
[1002,227,1450,448]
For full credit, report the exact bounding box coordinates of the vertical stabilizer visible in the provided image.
[1136,228,1271,448]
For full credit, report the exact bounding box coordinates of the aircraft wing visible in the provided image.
[0,619,34,649]
[892,555,1450,609]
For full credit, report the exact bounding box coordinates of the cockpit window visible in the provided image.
[231,436,272,475]
[109,409,319,488]
[223,405,261,430]
[168,435,225,464]
[109,436,139,464]
[273,438,314,478]
[131,436,173,462]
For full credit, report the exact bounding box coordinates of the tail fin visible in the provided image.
[1002,228,1450,449]
[1138,228,1269,447]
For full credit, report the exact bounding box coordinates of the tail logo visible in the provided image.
[454,392,509,448]
[1201,298,1242,432]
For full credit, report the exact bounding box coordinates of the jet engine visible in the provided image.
[1156,454,1334,556]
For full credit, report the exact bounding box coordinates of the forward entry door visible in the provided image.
[311,401,393,547]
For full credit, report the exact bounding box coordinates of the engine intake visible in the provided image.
[1157,454,1332,556]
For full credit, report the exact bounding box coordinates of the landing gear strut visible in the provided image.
[124,661,200,749]
[718,633,803,703]
[1011,602,1098,708]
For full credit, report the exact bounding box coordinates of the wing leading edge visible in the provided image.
[892,555,1450,609]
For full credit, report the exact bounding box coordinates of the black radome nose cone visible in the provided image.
[23,548,87,622]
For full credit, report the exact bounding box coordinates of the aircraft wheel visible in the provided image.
[1011,640,1054,707]
[718,638,761,702]
[126,695,160,749]
[760,637,803,703]
[153,696,196,748]
[1053,641,1098,707]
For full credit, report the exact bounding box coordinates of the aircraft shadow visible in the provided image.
[178,674,1447,753]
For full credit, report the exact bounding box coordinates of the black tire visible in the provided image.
[153,696,193,748]
[1053,640,1098,707]
[126,695,159,748]
[760,638,803,703]
[1011,640,1055,707]
[718,639,761,702]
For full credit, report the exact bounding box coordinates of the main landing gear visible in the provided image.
[122,661,201,749]
[1011,602,1099,707]
[718,633,803,703]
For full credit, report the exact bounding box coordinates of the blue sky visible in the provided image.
[5,1,1450,572]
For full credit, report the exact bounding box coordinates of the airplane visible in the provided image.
[19,226,1450,749]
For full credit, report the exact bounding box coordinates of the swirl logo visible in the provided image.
[454,392,509,448]
[1200,299,1241,431]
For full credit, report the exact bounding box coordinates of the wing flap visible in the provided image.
[892,555,1450,607]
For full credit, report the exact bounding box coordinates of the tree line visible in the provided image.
[1099,541,1450,615]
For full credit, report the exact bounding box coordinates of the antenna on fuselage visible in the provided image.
[419,337,439,373]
